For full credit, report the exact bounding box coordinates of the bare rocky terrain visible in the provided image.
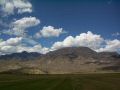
[0,47,120,74]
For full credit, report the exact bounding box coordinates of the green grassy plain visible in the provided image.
[0,73,120,90]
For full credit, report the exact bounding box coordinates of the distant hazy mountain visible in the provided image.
[0,51,41,61]
[0,47,120,74]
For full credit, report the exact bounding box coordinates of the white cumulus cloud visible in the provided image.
[51,31,120,53]
[0,37,22,46]
[0,37,49,55]
[35,26,64,38]
[0,31,120,55]
[97,39,120,52]
[51,31,104,51]
[5,17,40,37]
[0,37,22,54]
[0,0,32,15]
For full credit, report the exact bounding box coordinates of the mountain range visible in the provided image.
[0,47,120,74]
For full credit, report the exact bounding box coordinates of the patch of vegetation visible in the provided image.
[0,73,120,90]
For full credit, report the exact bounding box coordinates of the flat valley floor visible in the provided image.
[0,73,120,90]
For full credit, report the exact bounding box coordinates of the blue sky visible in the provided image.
[33,0,120,46]
[0,0,120,55]
[32,0,120,37]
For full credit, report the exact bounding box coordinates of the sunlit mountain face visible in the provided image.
[0,0,120,55]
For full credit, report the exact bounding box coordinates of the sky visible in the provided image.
[0,0,120,55]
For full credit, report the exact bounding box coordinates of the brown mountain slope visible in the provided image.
[0,47,120,74]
